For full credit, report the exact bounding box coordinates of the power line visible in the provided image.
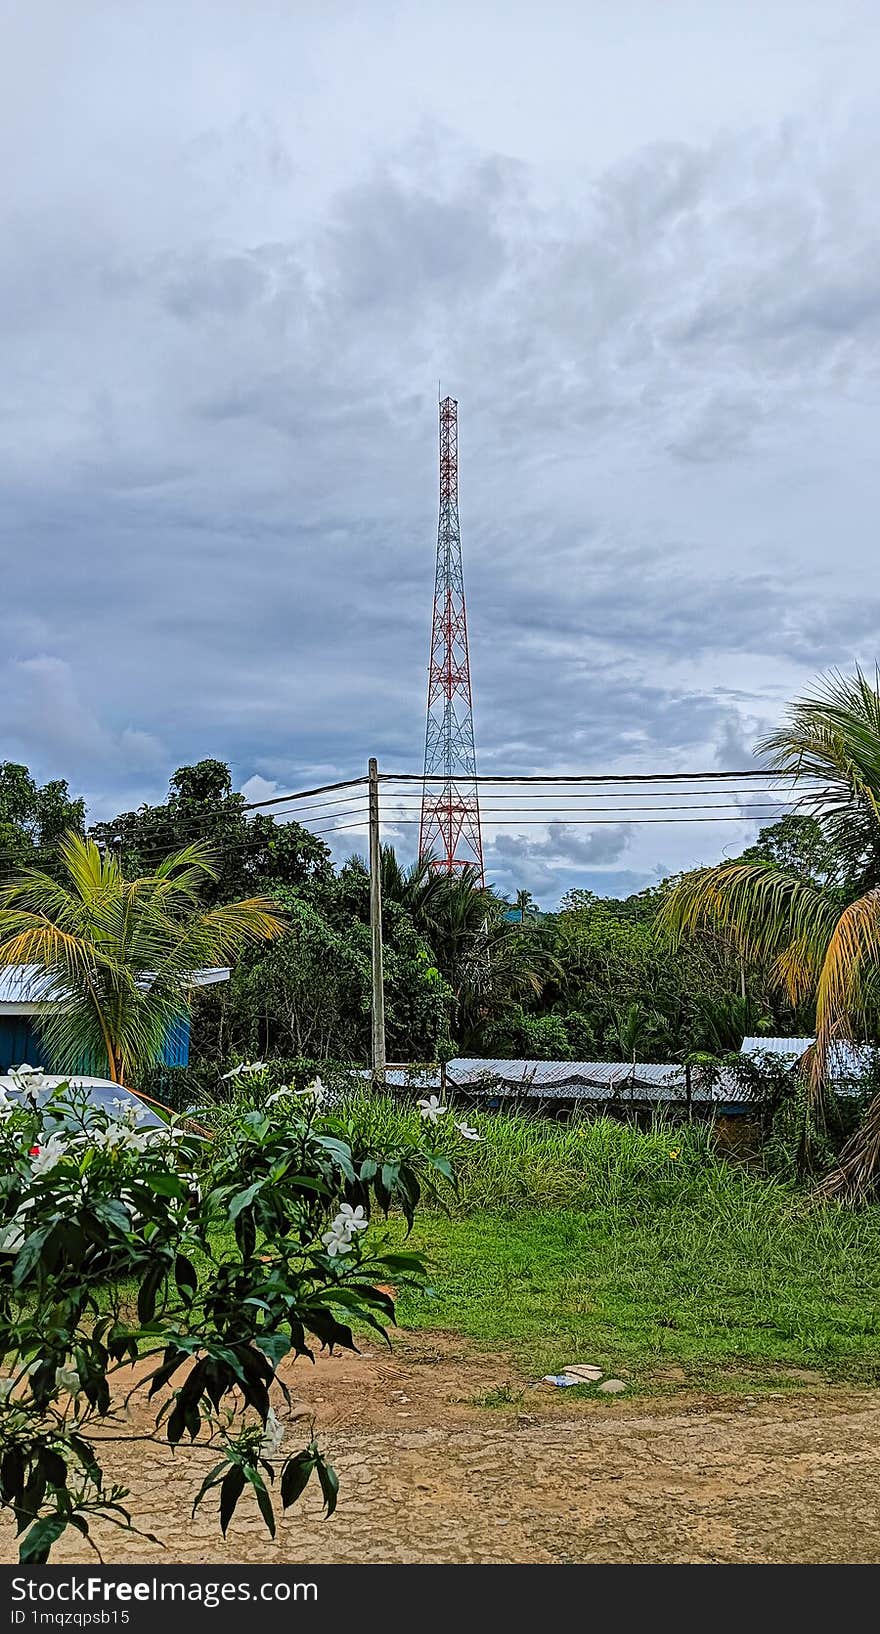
[380,786,804,801]
[380,800,794,816]
[386,769,812,785]
[379,813,803,828]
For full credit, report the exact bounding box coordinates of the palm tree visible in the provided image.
[379,848,550,1052]
[0,832,285,1084]
[658,668,880,1198]
[607,1000,672,1069]
[513,888,538,924]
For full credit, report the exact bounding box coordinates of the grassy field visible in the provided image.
[333,1101,880,1394]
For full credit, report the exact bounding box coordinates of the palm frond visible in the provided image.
[659,862,838,991]
[0,831,283,1082]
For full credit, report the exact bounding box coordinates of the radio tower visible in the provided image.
[419,395,484,882]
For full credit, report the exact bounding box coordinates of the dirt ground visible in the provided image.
[4,1333,880,1565]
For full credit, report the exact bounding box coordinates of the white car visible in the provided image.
[0,1072,170,1128]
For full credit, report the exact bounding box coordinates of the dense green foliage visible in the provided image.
[0,757,842,1076]
[6,669,880,1092]
[0,1071,457,1560]
[0,763,85,875]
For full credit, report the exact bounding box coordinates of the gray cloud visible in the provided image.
[2,4,879,895]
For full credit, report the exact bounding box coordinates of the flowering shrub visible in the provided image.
[0,1067,462,1562]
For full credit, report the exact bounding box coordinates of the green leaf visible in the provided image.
[228,1181,263,1220]
[375,1252,428,1275]
[280,1453,315,1509]
[97,1198,135,1233]
[253,1332,290,1366]
[191,1460,228,1518]
[315,1135,356,1181]
[219,1465,246,1537]
[252,1473,276,1539]
[359,1158,378,1182]
[137,1263,164,1325]
[19,1513,67,1564]
[12,1223,53,1287]
[144,1172,186,1198]
[316,1456,339,1517]
[174,1254,198,1300]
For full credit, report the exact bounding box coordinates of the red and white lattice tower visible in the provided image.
[419,396,484,882]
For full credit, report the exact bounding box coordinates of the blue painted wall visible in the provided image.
[0,1015,191,1074]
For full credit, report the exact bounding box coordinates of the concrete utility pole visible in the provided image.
[368,758,386,1086]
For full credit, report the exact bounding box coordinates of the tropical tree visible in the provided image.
[659,668,880,1197]
[607,1000,672,1065]
[376,852,549,1052]
[512,888,538,924]
[93,759,333,906]
[0,833,285,1083]
[0,763,85,879]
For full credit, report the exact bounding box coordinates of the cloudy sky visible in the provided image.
[2,0,880,903]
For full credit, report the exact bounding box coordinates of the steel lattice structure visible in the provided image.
[419,396,484,881]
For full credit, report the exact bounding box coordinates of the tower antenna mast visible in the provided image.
[419,396,484,882]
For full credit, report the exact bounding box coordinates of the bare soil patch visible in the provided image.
[4,1332,879,1565]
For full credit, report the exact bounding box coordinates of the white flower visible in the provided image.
[222,1061,268,1080]
[418,1095,447,1124]
[264,1086,293,1106]
[455,1121,481,1142]
[11,1065,45,1102]
[321,1202,368,1257]
[30,1134,68,1176]
[12,1064,44,1086]
[110,1096,148,1124]
[260,1407,284,1456]
[92,1121,164,1156]
[54,1364,82,1398]
[321,1223,353,1256]
[292,1076,326,1105]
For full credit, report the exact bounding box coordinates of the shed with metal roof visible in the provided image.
[0,964,229,1074]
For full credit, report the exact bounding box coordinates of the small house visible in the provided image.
[0,963,229,1074]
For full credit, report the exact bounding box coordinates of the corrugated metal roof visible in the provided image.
[740,1037,873,1079]
[447,1058,685,1089]
[740,1036,813,1058]
[0,967,54,1005]
[0,964,229,1009]
[369,1059,740,1103]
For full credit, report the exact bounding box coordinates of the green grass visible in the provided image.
[380,1205,880,1393]
[333,1101,880,1394]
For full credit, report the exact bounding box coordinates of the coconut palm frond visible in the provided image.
[758,665,880,831]
[663,667,880,1196]
[0,831,285,1083]
[659,863,837,976]
[814,887,880,1079]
